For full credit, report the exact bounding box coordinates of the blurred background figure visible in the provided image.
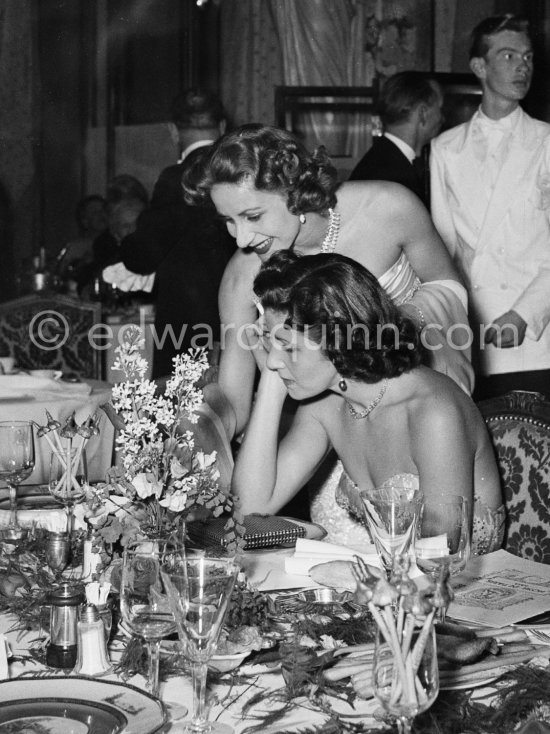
[57,194,107,293]
[92,174,149,272]
[119,88,235,379]
[349,71,443,209]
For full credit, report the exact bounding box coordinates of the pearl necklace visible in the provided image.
[346,379,388,420]
[321,208,341,253]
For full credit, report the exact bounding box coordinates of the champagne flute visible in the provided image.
[162,556,240,734]
[373,623,439,734]
[415,496,471,620]
[0,421,35,539]
[360,485,424,577]
[120,536,185,698]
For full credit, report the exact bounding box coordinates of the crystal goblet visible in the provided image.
[0,421,35,540]
[120,536,185,699]
[415,496,471,620]
[360,485,424,576]
[162,556,240,734]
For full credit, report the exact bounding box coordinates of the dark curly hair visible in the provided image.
[182,123,339,216]
[254,251,424,383]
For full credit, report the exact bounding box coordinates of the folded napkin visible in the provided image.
[0,508,68,533]
[0,375,91,400]
[284,538,380,577]
[102,262,155,293]
[415,533,449,559]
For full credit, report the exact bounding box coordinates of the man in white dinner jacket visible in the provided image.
[430,14,550,400]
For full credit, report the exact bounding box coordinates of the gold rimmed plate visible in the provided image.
[0,677,167,734]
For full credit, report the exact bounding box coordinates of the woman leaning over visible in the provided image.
[232,251,504,556]
[183,124,474,442]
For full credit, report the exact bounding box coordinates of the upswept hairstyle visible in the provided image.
[377,71,441,126]
[182,123,339,215]
[469,15,530,59]
[254,251,424,383]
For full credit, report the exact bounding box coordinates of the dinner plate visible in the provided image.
[0,676,167,734]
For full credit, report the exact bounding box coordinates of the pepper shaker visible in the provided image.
[46,583,84,669]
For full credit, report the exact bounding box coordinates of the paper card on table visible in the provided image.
[284,538,380,577]
[448,549,550,627]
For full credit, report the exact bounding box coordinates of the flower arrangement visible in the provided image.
[80,326,237,548]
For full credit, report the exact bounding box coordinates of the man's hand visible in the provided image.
[484,310,527,348]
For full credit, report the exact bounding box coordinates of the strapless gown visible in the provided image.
[309,253,497,555]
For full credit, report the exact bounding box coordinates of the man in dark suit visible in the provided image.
[349,71,443,208]
[120,89,235,378]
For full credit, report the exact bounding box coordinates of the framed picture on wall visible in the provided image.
[274,86,378,180]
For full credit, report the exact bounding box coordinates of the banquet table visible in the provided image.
[5,546,550,733]
[0,377,114,485]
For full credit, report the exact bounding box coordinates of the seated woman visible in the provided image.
[232,251,505,556]
[183,124,474,443]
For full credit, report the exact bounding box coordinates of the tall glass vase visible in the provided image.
[48,445,88,538]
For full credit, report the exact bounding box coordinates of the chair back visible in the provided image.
[0,293,102,380]
[477,390,550,563]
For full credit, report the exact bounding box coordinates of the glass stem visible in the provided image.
[191,661,210,730]
[67,503,74,538]
[147,639,161,698]
[397,716,413,734]
[8,482,18,528]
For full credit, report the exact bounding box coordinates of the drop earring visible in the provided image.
[299,213,306,224]
[338,378,347,392]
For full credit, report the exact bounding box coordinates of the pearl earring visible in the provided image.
[338,378,347,392]
[299,213,306,224]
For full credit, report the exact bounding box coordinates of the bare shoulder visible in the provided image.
[338,180,426,220]
[408,369,478,435]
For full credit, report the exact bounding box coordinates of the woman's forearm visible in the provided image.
[231,370,288,514]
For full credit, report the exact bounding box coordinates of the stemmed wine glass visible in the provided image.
[373,623,439,734]
[120,536,185,699]
[415,496,471,621]
[360,485,424,577]
[0,421,35,540]
[162,556,240,734]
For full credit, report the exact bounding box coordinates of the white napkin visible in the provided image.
[102,262,155,293]
[0,375,91,399]
[0,508,68,533]
[415,533,449,559]
[284,538,380,577]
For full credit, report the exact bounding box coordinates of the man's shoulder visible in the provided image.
[431,122,468,151]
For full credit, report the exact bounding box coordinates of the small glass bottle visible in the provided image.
[73,603,113,677]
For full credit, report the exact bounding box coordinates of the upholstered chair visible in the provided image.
[0,293,102,380]
[477,390,550,564]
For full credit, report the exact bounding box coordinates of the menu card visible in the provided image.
[448,549,550,627]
